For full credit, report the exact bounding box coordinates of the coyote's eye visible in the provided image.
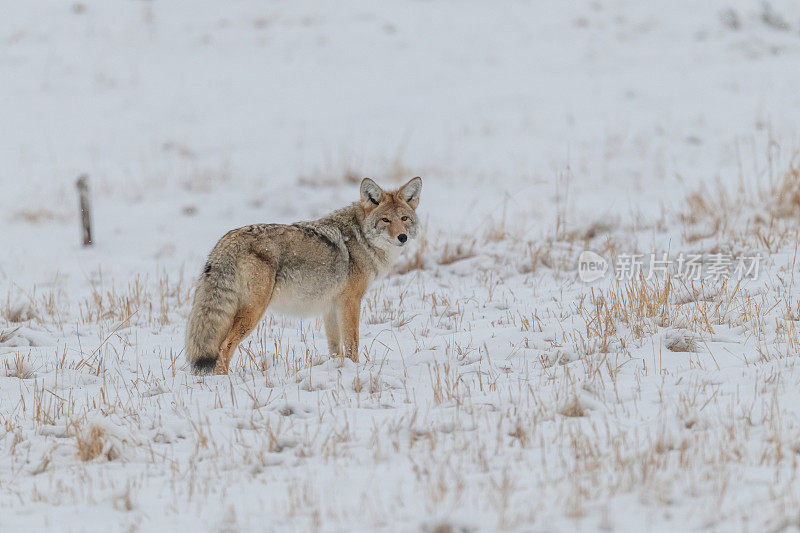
[401,216,409,221]
[381,218,390,223]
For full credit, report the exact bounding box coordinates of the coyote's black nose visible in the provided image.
[398,234,408,244]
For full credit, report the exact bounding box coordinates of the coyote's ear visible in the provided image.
[398,177,422,209]
[360,178,384,207]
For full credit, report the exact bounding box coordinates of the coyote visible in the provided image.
[185,177,422,374]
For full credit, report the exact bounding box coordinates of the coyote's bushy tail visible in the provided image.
[185,263,240,373]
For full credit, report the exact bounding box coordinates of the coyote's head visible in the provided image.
[359,177,422,247]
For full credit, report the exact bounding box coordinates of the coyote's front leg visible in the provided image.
[323,308,342,357]
[339,289,364,362]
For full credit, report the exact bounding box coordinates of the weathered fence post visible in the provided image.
[76,175,93,246]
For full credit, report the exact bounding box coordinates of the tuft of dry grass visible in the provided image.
[12,208,69,224]
[0,326,23,345]
[72,420,123,462]
[3,299,37,323]
[559,396,586,418]
[768,161,800,219]
[438,241,476,266]
[664,329,700,352]
[4,352,36,379]
[75,425,110,461]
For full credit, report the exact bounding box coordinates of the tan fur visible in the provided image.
[185,177,422,374]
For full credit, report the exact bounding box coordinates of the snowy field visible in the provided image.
[4,1,800,530]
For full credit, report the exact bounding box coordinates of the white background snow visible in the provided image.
[3,1,800,531]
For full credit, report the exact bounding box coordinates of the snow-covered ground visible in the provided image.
[4,1,800,530]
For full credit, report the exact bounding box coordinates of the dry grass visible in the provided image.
[0,326,23,345]
[297,149,418,188]
[678,154,800,250]
[74,424,110,461]
[768,159,800,218]
[12,208,69,224]
[3,351,35,378]
[438,241,477,266]
[2,297,38,323]
[72,421,122,462]
[77,271,189,327]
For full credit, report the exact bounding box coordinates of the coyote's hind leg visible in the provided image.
[213,267,275,375]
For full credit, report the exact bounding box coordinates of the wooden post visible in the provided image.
[76,175,93,246]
